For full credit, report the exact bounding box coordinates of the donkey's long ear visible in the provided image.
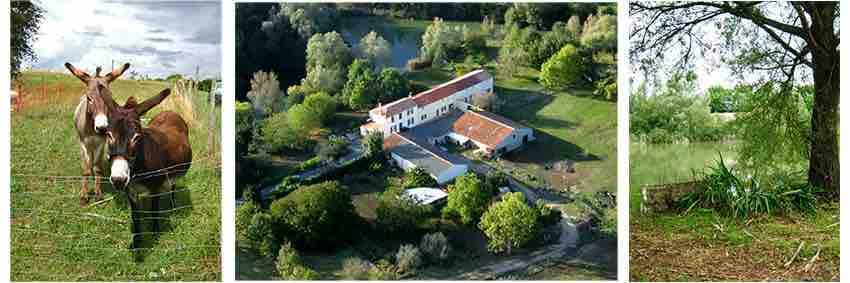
[64,62,90,83]
[134,88,171,116]
[105,63,131,83]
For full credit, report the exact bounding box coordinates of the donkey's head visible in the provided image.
[106,88,171,188]
[65,62,130,133]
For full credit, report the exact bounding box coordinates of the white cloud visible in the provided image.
[29,0,221,79]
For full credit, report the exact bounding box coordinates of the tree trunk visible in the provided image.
[806,4,840,198]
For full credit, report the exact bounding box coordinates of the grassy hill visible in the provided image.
[11,71,221,281]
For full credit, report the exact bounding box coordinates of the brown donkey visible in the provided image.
[104,89,193,250]
[66,62,129,205]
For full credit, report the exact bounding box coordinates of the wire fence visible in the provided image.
[11,157,222,280]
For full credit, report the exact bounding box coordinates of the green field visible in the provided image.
[629,141,839,281]
[11,71,221,281]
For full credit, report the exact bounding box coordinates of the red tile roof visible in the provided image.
[412,70,492,106]
[378,97,417,116]
[450,110,516,149]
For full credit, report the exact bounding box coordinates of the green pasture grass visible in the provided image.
[11,71,221,281]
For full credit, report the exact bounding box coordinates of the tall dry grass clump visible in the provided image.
[159,80,197,127]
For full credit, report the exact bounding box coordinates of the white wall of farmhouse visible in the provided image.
[364,76,495,137]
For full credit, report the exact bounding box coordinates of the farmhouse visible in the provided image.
[363,70,535,184]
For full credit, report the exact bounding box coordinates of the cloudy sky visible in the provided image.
[29,0,221,79]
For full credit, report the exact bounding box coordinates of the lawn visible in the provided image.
[629,141,839,281]
[11,71,221,281]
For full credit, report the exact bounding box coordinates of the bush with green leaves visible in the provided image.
[245,212,278,257]
[483,170,509,194]
[420,232,450,262]
[442,173,491,225]
[269,181,358,249]
[236,193,259,241]
[478,192,540,254]
[535,199,562,227]
[593,75,617,101]
[375,187,429,234]
[271,176,301,199]
[235,101,254,156]
[540,44,585,90]
[295,156,323,173]
[302,91,337,124]
[679,154,820,218]
[362,131,385,161]
[402,167,438,188]
[261,111,313,152]
[395,244,423,274]
[318,135,350,162]
[276,242,319,280]
[340,257,372,280]
[368,259,398,280]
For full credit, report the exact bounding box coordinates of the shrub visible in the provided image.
[362,131,384,161]
[402,167,438,188]
[540,44,584,90]
[395,244,423,273]
[483,170,509,194]
[340,257,372,280]
[235,101,254,156]
[369,259,399,280]
[442,173,491,225]
[245,212,278,257]
[276,242,319,280]
[269,181,358,249]
[261,111,313,152]
[593,75,617,101]
[420,232,450,262]
[478,192,540,254]
[536,199,562,227]
[679,154,819,218]
[376,187,429,235]
[236,194,259,240]
[295,156,323,173]
[302,91,337,124]
[271,176,301,199]
[317,135,350,162]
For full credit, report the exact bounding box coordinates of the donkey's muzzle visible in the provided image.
[110,157,131,188]
[94,114,108,133]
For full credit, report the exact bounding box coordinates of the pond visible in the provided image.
[337,16,426,69]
